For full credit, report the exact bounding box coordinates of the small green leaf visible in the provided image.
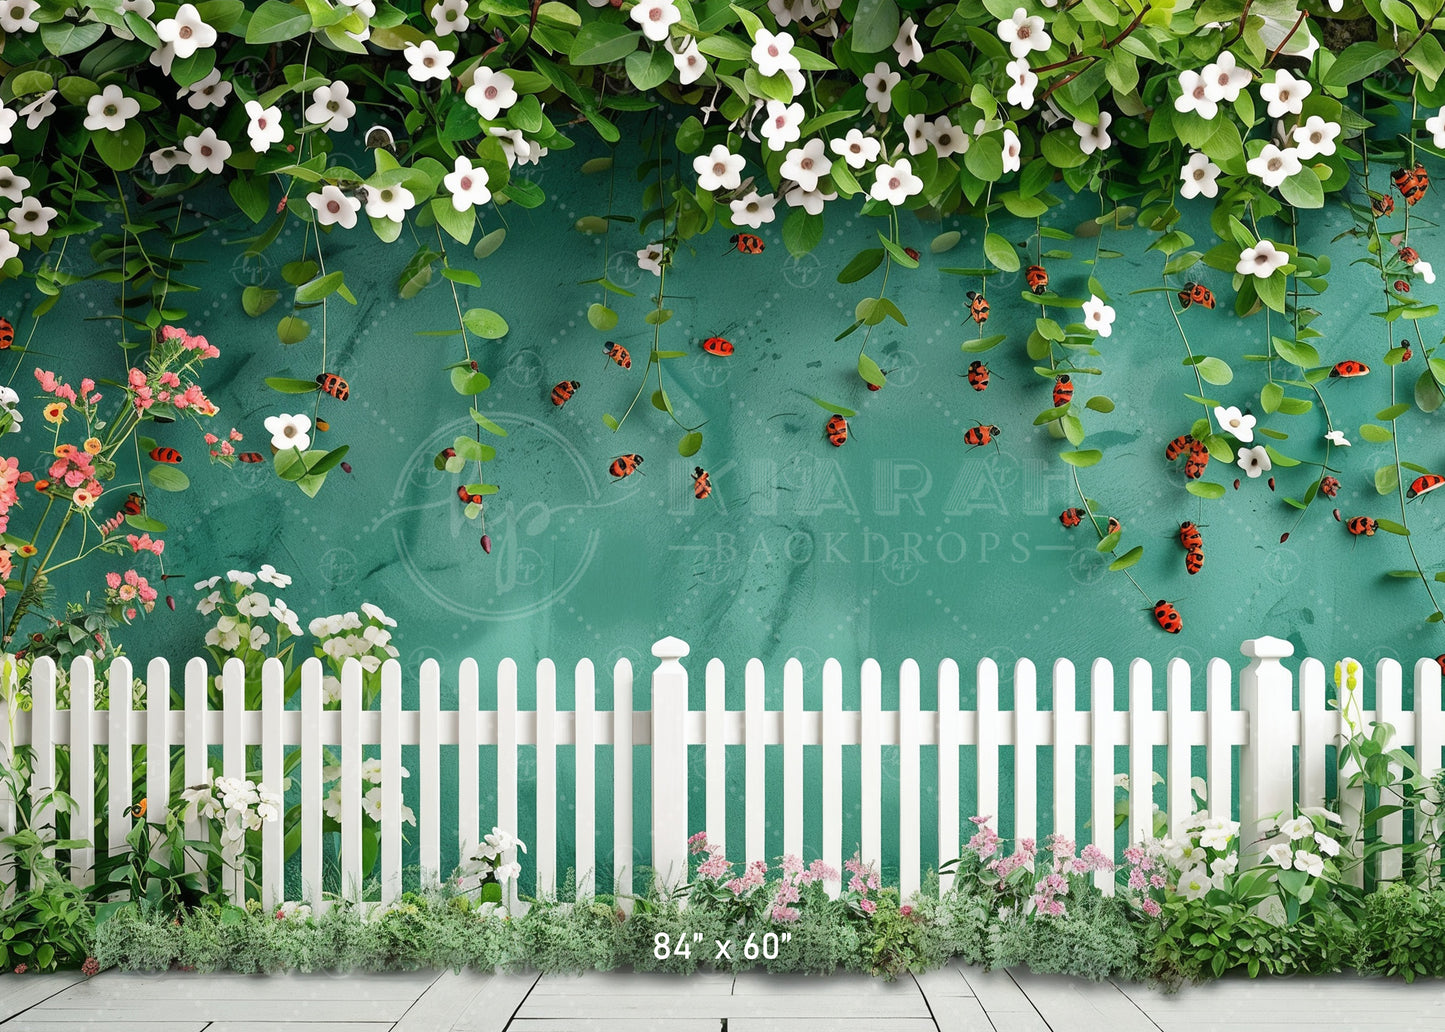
[644,308,673,325]
[1059,449,1102,467]
[264,376,321,394]
[1376,465,1400,495]
[1195,357,1233,385]
[858,354,885,387]
[678,431,703,457]
[470,409,508,436]
[1358,423,1394,443]
[1108,546,1143,571]
[473,227,507,260]
[837,248,885,284]
[602,413,619,431]
[1377,518,1410,536]
[147,465,190,492]
[984,232,1020,272]
[1186,481,1226,499]
[877,231,919,269]
[1377,403,1411,421]
[1085,396,1115,413]
[242,286,279,318]
[450,366,491,395]
[930,231,962,254]
[125,514,167,533]
[808,396,856,417]
[295,271,345,304]
[963,334,1008,353]
[587,303,618,331]
[276,316,311,344]
[462,308,509,339]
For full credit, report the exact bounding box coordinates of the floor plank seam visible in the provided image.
[910,971,975,1032]
[1108,977,1167,1032]
[384,969,450,1030]
[0,976,86,1027]
[1003,969,1056,1032]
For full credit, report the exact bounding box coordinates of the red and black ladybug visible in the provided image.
[0,317,12,350]
[1059,507,1084,528]
[122,492,144,515]
[825,414,848,447]
[1372,194,1395,217]
[1400,339,1414,362]
[149,446,182,463]
[1025,265,1049,295]
[1178,283,1215,310]
[1347,516,1378,536]
[964,423,1000,448]
[604,342,631,369]
[1184,440,1210,480]
[692,466,711,500]
[1052,374,1073,408]
[1408,473,1445,499]
[1106,516,1121,536]
[1153,600,1183,634]
[609,454,643,478]
[1185,547,1204,575]
[238,452,265,463]
[701,337,734,356]
[1319,475,1340,498]
[729,233,765,254]
[966,360,991,392]
[1393,164,1429,206]
[1329,360,1369,379]
[551,380,580,407]
[903,247,921,262]
[966,291,990,325]
[317,373,349,401]
[1178,521,1202,552]
[1165,434,1196,461]
[1436,654,1445,676]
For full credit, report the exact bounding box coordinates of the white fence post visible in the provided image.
[650,636,689,893]
[1239,636,1295,867]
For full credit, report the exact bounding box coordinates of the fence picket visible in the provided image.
[1298,658,1326,813]
[575,659,596,897]
[1415,657,1445,880]
[182,658,208,884]
[1089,659,1114,893]
[1013,660,1037,849]
[1166,659,1190,841]
[419,659,441,886]
[612,658,633,911]
[745,658,765,864]
[69,657,95,886]
[976,659,999,838]
[1051,660,1076,851]
[145,659,171,826]
[300,659,322,910]
[704,659,725,860]
[261,658,284,910]
[535,659,556,899]
[1128,659,1154,847]
[937,659,960,896]
[221,657,246,903]
[1335,655,1365,891]
[0,656,19,900]
[380,660,403,905]
[861,658,882,877]
[497,658,518,911]
[107,657,133,874]
[822,658,843,898]
[458,659,480,859]
[1206,658,1233,822]
[651,639,689,890]
[899,659,920,898]
[339,661,363,903]
[31,660,55,861]
[783,658,804,865]
[1376,658,1404,883]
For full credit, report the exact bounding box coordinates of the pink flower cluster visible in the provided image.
[724,860,770,897]
[126,533,164,555]
[1122,844,1168,896]
[844,853,882,914]
[205,428,243,459]
[160,323,220,360]
[104,569,158,616]
[49,445,100,493]
[34,369,101,406]
[769,853,839,923]
[128,366,214,414]
[0,456,23,534]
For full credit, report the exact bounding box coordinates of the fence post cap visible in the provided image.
[1240,636,1294,660]
[652,636,691,660]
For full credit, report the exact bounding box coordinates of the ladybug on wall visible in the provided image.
[317,373,349,401]
[604,341,631,369]
[966,291,990,325]
[609,454,644,478]
[1025,265,1049,295]
[122,492,144,515]
[701,337,734,356]
[1059,507,1084,528]
[1392,162,1430,206]
[1329,360,1370,379]
[149,447,182,463]
[551,380,580,407]
[1153,600,1183,634]
[825,414,849,447]
[1346,516,1378,537]
[1177,283,1215,310]
[1407,474,1445,500]
[457,485,484,504]
[0,316,13,350]
[1319,475,1340,498]
[237,452,265,463]
[1372,194,1395,217]
[1052,374,1074,408]
[729,233,765,254]
[965,360,991,392]
[963,422,1000,449]
[692,467,712,500]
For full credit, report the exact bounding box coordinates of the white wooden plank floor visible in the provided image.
[2,965,1444,1030]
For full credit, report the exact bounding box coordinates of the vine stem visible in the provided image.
[1398,0,1445,61]
[436,227,486,498]
[855,209,895,364]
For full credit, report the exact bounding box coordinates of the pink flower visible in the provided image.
[1128,868,1147,890]
[128,368,148,388]
[1141,898,1162,917]
[772,905,800,922]
[106,571,122,589]
[161,372,182,388]
[968,815,993,826]
[802,860,838,884]
[859,899,876,914]
[125,607,137,620]
[1150,873,1166,888]
[161,325,186,341]
[228,428,243,441]
[687,831,710,854]
[219,442,234,456]
[698,854,732,879]
[1079,844,1114,872]
[849,874,866,893]
[899,905,912,916]
[204,433,219,444]
[34,368,58,392]
[1048,834,1075,859]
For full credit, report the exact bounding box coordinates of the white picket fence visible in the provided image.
[0,635,1442,912]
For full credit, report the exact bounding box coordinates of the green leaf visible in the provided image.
[470,409,508,436]
[147,465,190,492]
[242,286,279,318]
[264,376,320,394]
[1086,396,1115,413]
[851,0,900,53]
[783,209,824,258]
[246,0,313,42]
[306,446,351,476]
[1195,357,1233,385]
[1324,41,1398,88]
[91,122,145,171]
[124,514,167,533]
[930,231,962,254]
[1096,531,1120,553]
[587,303,618,331]
[678,431,703,457]
[228,174,270,224]
[1376,464,1400,495]
[808,396,856,417]
[1261,381,1283,414]
[625,45,674,91]
[1272,336,1319,368]
[675,116,704,153]
[1187,481,1226,499]
[644,308,673,325]
[295,271,345,304]
[570,21,640,65]
[450,366,491,395]
[473,227,507,260]
[1377,518,1410,536]
[602,413,619,431]
[1377,403,1412,421]
[462,308,509,339]
[442,268,482,288]
[877,231,920,269]
[858,354,885,387]
[276,316,310,345]
[962,334,1008,353]
[984,232,1020,272]
[837,248,884,284]
[1059,449,1102,468]
[41,20,105,56]
[1108,546,1143,571]
[1359,424,1394,443]
[1277,168,1324,209]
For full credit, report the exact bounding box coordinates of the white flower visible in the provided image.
[667,34,707,85]
[182,68,231,110]
[1178,864,1212,900]
[694,143,745,192]
[1072,111,1112,155]
[1199,824,1233,850]
[1292,850,1324,877]
[1006,57,1037,109]
[869,159,923,206]
[1325,429,1350,447]
[759,99,803,152]
[182,127,231,175]
[246,100,284,153]
[1179,152,1220,200]
[1279,816,1314,841]
[893,17,922,66]
[629,0,680,42]
[1291,115,1339,160]
[0,105,13,146]
[1175,70,1220,120]
[1202,50,1250,103]
[1081,294,1115,337]
[1213,405,1256,443]
[636,242,666,276]
[0,0,38,32]
[84,84,140,132]
[998,7,1050,59]
[1001,129,1022,173]
[1265,842,1294,868]
[752,28,800,79]
[227,570,257,588]
[1314,831,1340,857]
[264,413,313,452]
[1428,108,1445,149]
[1258,12,1318,61]
[489,126,543,166]
[18,89,54,131]
[495,861,522,882]
[466,68,518,120]
[306,82,356,133]
[444,155,491,211]
[779,138,827,192]
[430,0,468,35]
[307,185,361,229]
[902,112,930,155]
[236,591,271,618]
[927,117,968,159]
[271,602,302,636]
[155,3,217,59]
[1415,259,1436,284]
[1236,237,1288,278]
[149,42,176,76]
[1260,68,1309,119]
[831,128,880,169]
[0,167,28,204]
[783,183,836,214]
[1236,445,1271,479]
[729,189,777,228]
[863,62,900,113]
[248,624,272,650]
[122,0,155,15]
[405,40,454,82]
[1212,853,1238,878]
[363,787,385,822]
[362,183,416,223]
[1246,143,1301,189]
[8,196,55,237]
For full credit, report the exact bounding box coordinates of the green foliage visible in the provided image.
[987,891,1145,982]
[1353,882,1445,982]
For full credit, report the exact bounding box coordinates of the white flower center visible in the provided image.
[257,117,268,128]
[1266,157,1282,172]
[767,44,779,57]
[201,145,212,156]
[648,5,662,18]
[712,161,725,175]
[381,189,394,202]
[849,143,861,153]
[459,176,472,190]
[1017,24,1031,39]
[424,56,435,66]
[23,210,36,221]
[774,116,786,128]
[1193,168,1205,181]
[104,104,117,116]
[800,157,813,169]
[283,425,299,439]
[327,200,341,214]
[179,24,192,38]
[1192,85,1206,101]
[1309,131,1321,144]
[888,176,901,190]
[328,101,340,112]
[1253,253,1270,268]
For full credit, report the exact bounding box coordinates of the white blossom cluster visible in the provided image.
[311,601,402,696]
[197,566,300,655]
[321,756,417,826]
[454,826,527,893]
[181,771,283,859]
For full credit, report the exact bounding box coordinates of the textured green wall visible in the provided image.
[7,122,1441,890]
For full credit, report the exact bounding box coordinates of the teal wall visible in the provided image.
[6,120,1442,891]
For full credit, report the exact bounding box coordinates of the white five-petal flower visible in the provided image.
[863,62,900,113]
[0,228,17,265]
[1415,260,1437,284]
[869,159,923,206]
[18,89,55,130]
[0,0,38,32]
[998,7,1050,60]
[444,155,492,211]
[182,68,232,110]
[1291,116,1340,160]
[0,167,28,203]
[904,112,930,155]
[636,242,666,276]
[155,3,217,59]
[759,99,803,152]
[1236,238,1288,278]
[405,40,455,82]
[1175,70,1221,120]
[1246,143,1301,189]
[1001,128,1022,174]
[927,117,969,159]
[1260,68,1310,119]
[8,195,55,237]
[430,0,469,36]
[694,143,746,192]
[307,185,362,229]
[730,189,778,228]
[1214,405,1256,443]
[667,35,707,85]
[83,84,140,132]
[831,129,881,170]
[466,68,518,120]
[784,183,836,215]
[630,0,680,42]
[183,127,231,174]
[1202,50,1250,103]
[150,146,184,174]
[1082,294,1116,337]
[752,28,800,79]
[362,183,416,222]
[893,17,922,66]
[264,413,312,452]
[1236,445,1272,478]
[246,100,284,152]
[1427,108,1445,149]
[1073,111,1112,155]
[1006,57,1038,109]
[306,82,357,132]
[1180,152,1221,199]
[779,138,827,192]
